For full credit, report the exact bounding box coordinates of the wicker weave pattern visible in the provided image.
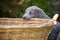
[0,18,54,40]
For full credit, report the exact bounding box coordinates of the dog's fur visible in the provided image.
[23,6,50,19]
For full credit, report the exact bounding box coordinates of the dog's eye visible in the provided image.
[29,11,34,15]
[29,12,32,15]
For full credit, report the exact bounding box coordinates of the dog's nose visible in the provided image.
[23,17,26,19]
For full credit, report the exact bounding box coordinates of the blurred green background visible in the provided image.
[0,0,60,21]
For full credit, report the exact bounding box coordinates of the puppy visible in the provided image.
[23,6,60,40]
[23,6,50,20]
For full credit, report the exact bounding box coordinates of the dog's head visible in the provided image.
[23,7,40,20]
[22,6,49,20]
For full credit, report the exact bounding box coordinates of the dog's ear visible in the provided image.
[35,9,40,14]
[35,9,45,18]
[35,9,38,13]
[34,9,40,17]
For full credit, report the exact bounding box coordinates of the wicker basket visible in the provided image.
[0,14,58,40]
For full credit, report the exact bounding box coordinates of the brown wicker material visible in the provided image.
[0,18,56,40]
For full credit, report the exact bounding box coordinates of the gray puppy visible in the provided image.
[23,6,50,19]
